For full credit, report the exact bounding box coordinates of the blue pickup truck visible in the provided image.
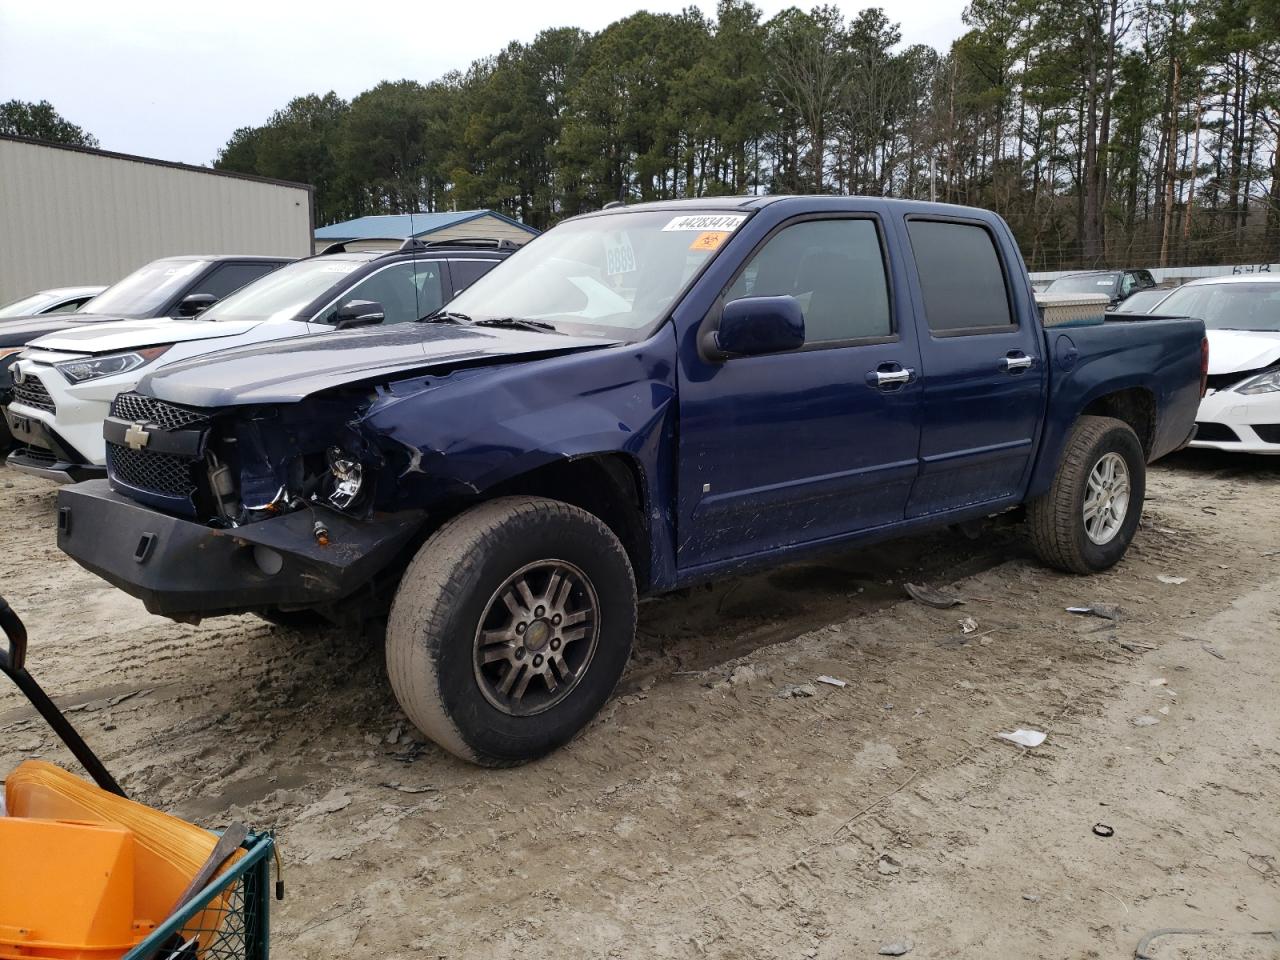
[56,197,1206,765]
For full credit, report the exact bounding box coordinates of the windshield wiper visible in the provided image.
[472,317,558,333]
[420,309,473,324]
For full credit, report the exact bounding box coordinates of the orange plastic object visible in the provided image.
[0,818,147,959]
[4,762,233,932]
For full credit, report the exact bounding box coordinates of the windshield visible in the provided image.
[0,292,62,318]
[83,259,207,318]
[200,257,365,324]
[443,209,750,339]
[1154,282,1280,332]
[1046,273,1119,294]
[1112,289,1169,314]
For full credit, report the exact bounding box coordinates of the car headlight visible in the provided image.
[55,345,172,384]
[326,446,365,510]
[1235,368,1280,395]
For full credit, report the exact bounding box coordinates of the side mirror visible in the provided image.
[178,293,218,317]
[705,295,805,361]
[335,299,385,330]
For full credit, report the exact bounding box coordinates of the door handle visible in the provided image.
[866,366,915,390]
[1001,354,1034,373]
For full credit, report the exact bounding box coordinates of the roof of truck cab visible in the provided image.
[568,195,1012,220]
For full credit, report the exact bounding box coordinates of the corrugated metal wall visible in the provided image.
[0,137,313,302]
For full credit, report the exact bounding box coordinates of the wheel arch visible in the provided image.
[1079,387,1157,459]
[477,452,654,593]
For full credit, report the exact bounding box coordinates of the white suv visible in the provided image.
[3,241,512,481]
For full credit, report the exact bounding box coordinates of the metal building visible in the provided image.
[0,135,313,303]
[313,211,539,253]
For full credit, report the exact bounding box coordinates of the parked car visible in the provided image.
[0,286,106,318]
[56,197,1205,766]
[1043,269,1158,308]
[0,256,289,456]
[1110,287,1173,315]
[1145,275,1280,454]
[3,240,513,482]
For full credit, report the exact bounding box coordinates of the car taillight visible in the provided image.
[1200,337,1210,397]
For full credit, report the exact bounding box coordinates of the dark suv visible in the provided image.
[1043,269,1158,308]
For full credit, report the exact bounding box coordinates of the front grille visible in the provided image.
[1253,424,1280,444]
[1194,422,1239,443]
[107,444,198,499]
[110,392,210,431]
[11,376,55,414]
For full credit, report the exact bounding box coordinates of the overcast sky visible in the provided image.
[1,0,965,167]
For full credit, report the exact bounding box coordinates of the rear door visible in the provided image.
[898,216,1046,518]
[676,211,923,568]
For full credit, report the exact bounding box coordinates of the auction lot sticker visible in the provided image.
[689,231,731,251]
[662,214,748,232]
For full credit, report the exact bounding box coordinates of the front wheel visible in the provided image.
[1027,415,1146,574]
[386,496,637,766]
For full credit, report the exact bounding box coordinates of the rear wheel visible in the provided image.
[386,496,637,766]
[1027,415,1145,574]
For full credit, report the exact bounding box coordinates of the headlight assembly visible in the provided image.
[1235,368,1280,395]
[326,446,365,510]
[55,345,172,384]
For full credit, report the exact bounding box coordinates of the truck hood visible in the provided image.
[1205,329,1280,375]
[139,322,621,407]
[29,318,266,355]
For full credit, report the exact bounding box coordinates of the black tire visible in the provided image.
[1027,415,1146,574]
[386,496,637,766]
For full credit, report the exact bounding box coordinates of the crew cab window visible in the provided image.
[907,220,1014,333]
[726,219,891,343]
[194,263,280,301]
[318,261,442,326]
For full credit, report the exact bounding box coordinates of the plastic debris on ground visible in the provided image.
[997,729,1047,748]
[904,583,964,609]
[1132,715,1159,727]
[816,675,847,688]
[1067,603,1122,621]
[1156,574,1188,585]
[878,939,914,956]
[959,616,978,634]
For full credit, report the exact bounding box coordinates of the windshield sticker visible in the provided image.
[690,231,731,252]
[605,233,637,276]
[321,263,360,273]
[1097,280,1113,285]
[662,214,748,232]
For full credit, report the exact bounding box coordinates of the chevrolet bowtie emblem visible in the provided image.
[124,422,151,450]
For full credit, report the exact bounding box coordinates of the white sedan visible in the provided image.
[1153,275,1280,454]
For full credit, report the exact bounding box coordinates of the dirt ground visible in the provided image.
[1,451,1277,960]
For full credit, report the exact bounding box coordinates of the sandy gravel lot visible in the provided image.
[1,451,1277,960]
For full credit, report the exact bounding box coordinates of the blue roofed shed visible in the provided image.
[313,210,538,252]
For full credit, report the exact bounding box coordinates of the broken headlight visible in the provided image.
[325,447,365,510]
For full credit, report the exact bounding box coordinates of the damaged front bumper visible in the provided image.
[57,480,425,621]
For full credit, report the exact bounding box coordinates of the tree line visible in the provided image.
[13,0,1280,272]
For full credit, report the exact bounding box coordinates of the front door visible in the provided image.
[676,214,923,570]
[898,217,1047,518]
